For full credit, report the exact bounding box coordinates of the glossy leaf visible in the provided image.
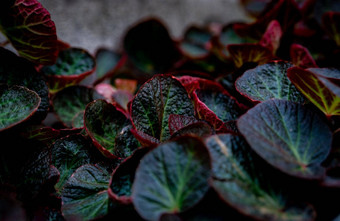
[259,20,282,54]
[235,61,304,103]
[84,99,139,159]
[0,47,49,122]
[322,12,340,46]
[61,164,111,221]
[0,0,58,65]
[288,67,340,116]
[132,136,210,221]
[206,134,316,221]
[123,18,181,74]
[131,75,195,142]
[237,99,332,179]
[41,48,95,93]
[0,85,40,131]
[227,43,273,68]
[52,86,103,127]
[51,134,94,192]
[290,44,317,69]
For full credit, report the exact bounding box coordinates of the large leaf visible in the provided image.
[123,18,181,74]
[41,48,95,93]
[0,85,40,131]
[84,99,139,159]
[51,134,95,193]
[308,67,340,85]
[287,67,340,116]
[0,0,58,65]
[0,47,49,122]
[52,86,103,127]
[205,134,316,221]
[131,75,195,142]
[235,61,304,103]
[237,99,332,179]
[132,136,210,221]
[61,164,111,221]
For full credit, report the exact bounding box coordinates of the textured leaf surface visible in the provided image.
[51,134,94,192]
[123,18,181,74]
[61,164,111,221]
[235,61,304,103]
[84,99,139,159]
[168,114,198,135]
[171,122,213,138]
[308,68,340,82]
[0,85,40,131]
[288,67,340,116]
[131,75,195,141]
[132,136,210,221]
[290,44,317,69]
[0,0,58,65]
[52,86,103,127]
[228,43,273,68]
[0,47,49,122]
[206,134,316,221]
[41,48,95,92]
[238,99,332,178]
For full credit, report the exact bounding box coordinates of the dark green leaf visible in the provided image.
[132,136,210,221]
[237,99,332,178]
[179,26,212,58]
[0,85,40,131]
[131,75,195,141]
[235,61,304,103]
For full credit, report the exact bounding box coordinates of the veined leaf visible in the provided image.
[290,44,317,69]
[259,20,282,54]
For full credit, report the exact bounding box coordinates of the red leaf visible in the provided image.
[259,20,282,53]
[290,44,317,68]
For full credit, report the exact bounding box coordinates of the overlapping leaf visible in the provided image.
[238,99,332,179]
[235,61,304,103]
[132,136,210,221]
[322,12,340,46]
[290,44,317,69]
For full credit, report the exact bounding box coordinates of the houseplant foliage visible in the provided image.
[0,0,340,220]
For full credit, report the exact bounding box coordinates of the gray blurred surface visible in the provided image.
[37,0,250,54]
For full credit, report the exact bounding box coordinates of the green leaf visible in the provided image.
[61,164,111,221]
[235,61,304,103]
[131,75,195,142]
[0,85,40,131]
[52,86,103,127]
[51,134,94,193]
[0,47,49,122]
[0,0,58,65]
[237,99,332,179]
[287,67,340,116]
[84,99,139,159]
[132,136,210,221]
[179,26,212,58]
[205,134,316,221]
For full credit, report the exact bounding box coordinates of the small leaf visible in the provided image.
[322,12,340,46]
[168,114,198,135]
[0,0,58,65]
[132,136,210,221]
[0,85,40,131]
[84,99,139,159]
[237,99,332,179]
[287,67,340,116]
[171,122,213,138]
[205,134,316,221]
[61,164,111,221]
[52,86,103,128]
[41,48,95,93]
[131,75,195,142]
[290,44,317,68]
[259,20,282,53]
[235,61,304,103]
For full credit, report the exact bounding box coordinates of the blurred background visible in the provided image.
[38,0,251,54]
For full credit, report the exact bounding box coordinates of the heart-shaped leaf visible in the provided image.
[205,133,316,221]
[41,48,95,93]
[0,0,58,65]
[290,44,317,69]
[322,12,340,46]
[235,61,305,103]
[131,74,195,142]
[61,164,112,221]
[0,85,40,131]
[52,85,103,128]
[123,18,181,74]
[287,67,340,116]
[0,47,49,122]
[132,136,210,221]
[51,134,95,193]
[237,99,332,179]
[84,99,139,159]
